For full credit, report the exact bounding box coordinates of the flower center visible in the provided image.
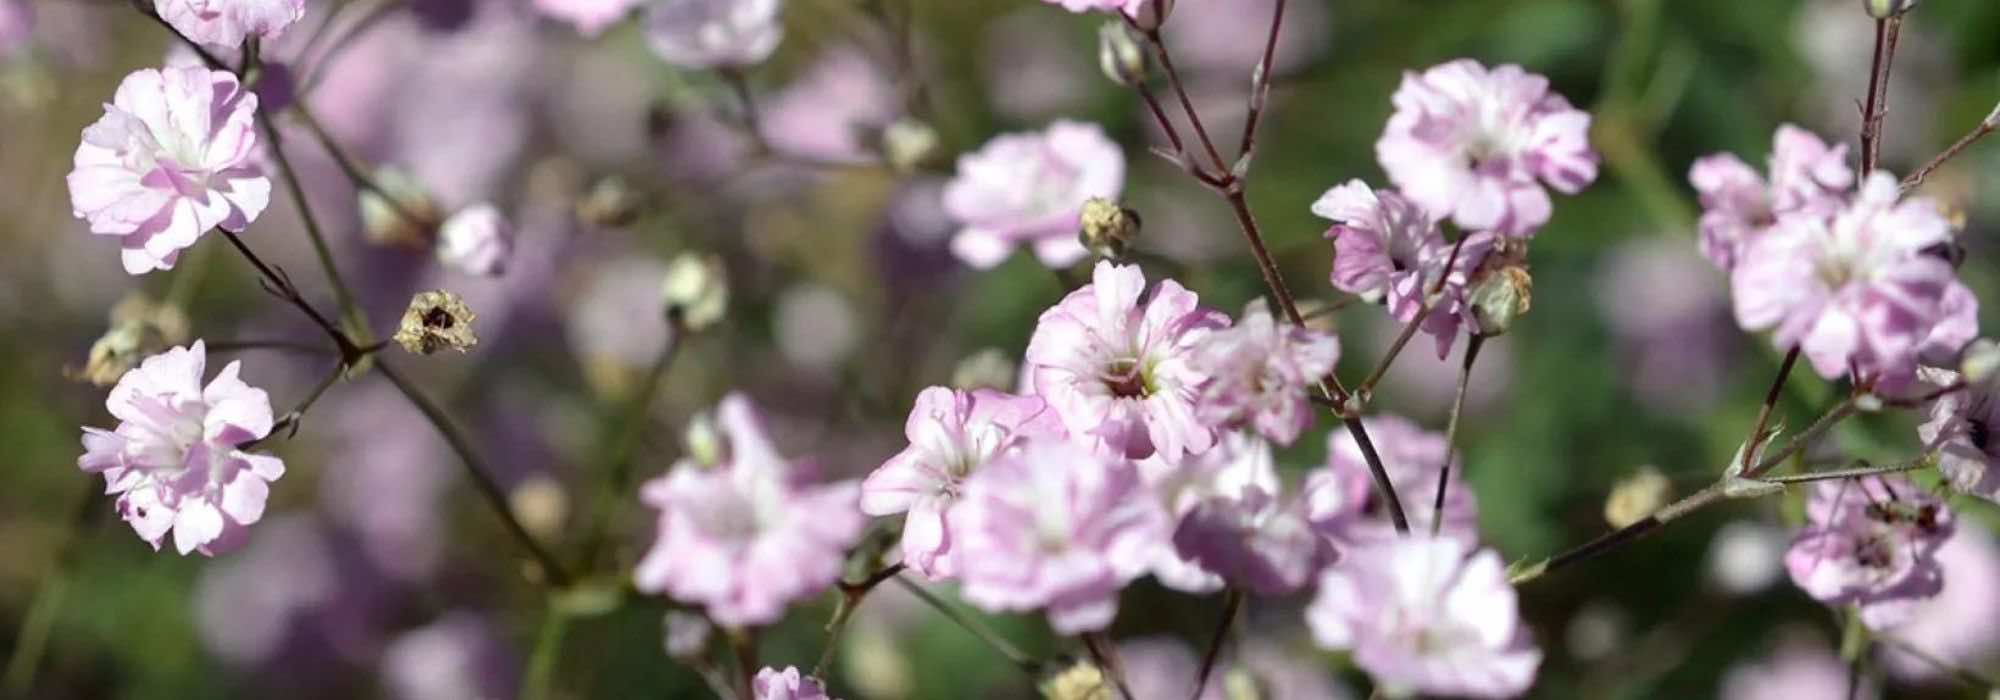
[1101,356,1151,399]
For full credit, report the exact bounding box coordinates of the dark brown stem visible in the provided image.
[1901,116,1998,193]
[1431,335,1484,536]
[814,562,908,677]
[1135,25,1229,175]
[1083,632,1136,700]
[572,317,685,571]
[289,104,428,228]
[1748,394,1859,477]
[1858,17,1902,174]
[1187,588,1243,700]
[1738,348,1801,474]
[1236,0,1286,160]
[1342,416,1412,533]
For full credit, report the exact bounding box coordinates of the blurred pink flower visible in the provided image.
[1917,368,2000,502]
[1920,280,1979,364]
[1689,125,1851,270]
[381,613,517,700]
[1308,414,1477,548]
[1040,0,1147,20]
[156,0,303,47]
[533,0,639,37]
[1784,475,1954,630]
[1163,0,1327,76]
[1878,527,2000,682]
[1593,237,1733,411]
[1313,179,1491,358]
[632,393,865,627]
[67,67,270,275]
[0,0,31,55]
[943,120,1124,269]
[1191,299,1340,446]
[1166,434,1328,595]
[953,440,1168,634]
[642,0,783,70]
[1375,59,1597,237]
[1308,537,1540,698]
[861,387,1065,579]
[1117,635,1352,700]
[760,48,895,164]
[753,666,835,700]
[78,341,285,555]
[1720,638,1873,700]
[1732,172,1960,386]
[1025,261,1229,459]
[436,203,513,277]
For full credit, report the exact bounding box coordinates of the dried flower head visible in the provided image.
[1603,466,1671,528]
[1097,22,1147,87]
[1039,660,1111,700]
[880,118,941,174]
[1078,197,1140,261]
[661,252,729,330]
[71,294,191,386]
[394,291,479,355]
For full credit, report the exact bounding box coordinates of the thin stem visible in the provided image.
[1342,416,1411,534]
[1220,190,1305,328]
[573,317,685,571]
[890,576,1038,674]
[1754,460,1927,485]
[244,360,349,448]
[1749,394,1859,477]
[1083,632,1135,700]
[254,116,370,340]
[1737,348,1801,474]
[719,68,770,153]
[217,231,353,356]
[1236,0,1285,160]
[520,609,571,700]
[295,0,403,99]
[1355,305,1434,398]
[288,104,427,228]
[814,562,907,677]
[729,629,759,698]
[1858,17,1901,174]
[377,362,574,587]
[204,338,339,356]
[1432,335,1484,536]
[1187,588,1242,700]
[1902,114,1999,193]
[1135,24,1229,175]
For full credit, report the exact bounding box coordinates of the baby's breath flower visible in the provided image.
[660,252,729,330]
[393,291,479,355]
[71,294,190,386]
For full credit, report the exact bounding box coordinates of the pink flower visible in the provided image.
[943,120,1125,269]
[1191,299,1340,446]
[1917,368,2000,503]
[632,393,865,627]
[1313,179,1492,358]
[1720,640,1873,700]
[155,0,303,47]
[67,67,270,275]
[1375,59,1596,237]
[436,203,513,277]
[1164,434,1328,595]
[1307,414,1478,547]
[642,0,783,70]
[0,0,31,55]
[1040,0,1152,23]
[1877,527,2000,683]
[752,666,836,700]
[533,0,640,37]
[953,439,1168,634]
[1919,280,1979,364]
[1689,125,1852,270]
[1308,538,1541,698]
[1025,261,1229,459]
[381,613,518,700]
[76,341,286,555]
[859,386,1065,579]
[1732,172,1960,385]
[1784,476,1955,630]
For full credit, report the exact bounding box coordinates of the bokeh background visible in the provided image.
[4,0,2000,697]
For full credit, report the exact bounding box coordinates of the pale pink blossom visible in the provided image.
[1784,475,1955,630]
[632,393,865,627]
[77,341,286,555]
[1689,125,1852,270]
[67,67,270,275]
[436,203,513,277]
[760,48,896,164]
[1917,368,2000,502]
[1732,172,1961,386]
[1308,414,1478,547]
[1191,299,1340,446]
[0,0,31,55]
[753,666,836,700]
[1375,59,1597,237]
[1877,527,2000,683]
[859,386,1065,579]
[155,0,303,47]
[1025,261,1229,459]
[381,613,517,700]
[1313,179,1492,358]
[1040,0,1154,24]
[943,120,1125,269]
[953,439,1168,634]
[533,0,640,37]
[1919,280,1979,364]
[1720,640,1874,700]
[1164,434,1328,595]
[1308,538,1541,698]
[642,0,783,70]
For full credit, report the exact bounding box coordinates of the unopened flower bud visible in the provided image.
[70,294,190,386]
[663,611,712,659]
[576,176,641,228]
[881,117,941,174]
[660,253,728,331]
[1603,466,1672,528]
[952,347,1019,391]
[1078,197,1140,260]
[436,203,513,277]
[1098,22,1147,87]
[360,168,442,248]
[393,290,479,355]
[1962,338,2000,385]
[1039,660,1111,700]
[685,412,727,467]
[1222,668,1268,700]
[1468,265,1532,337]
[1865,0,1917,18]
[509,475,568,541]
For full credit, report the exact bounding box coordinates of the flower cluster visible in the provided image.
[943,120,1126,270]
[1784,476,1955,630]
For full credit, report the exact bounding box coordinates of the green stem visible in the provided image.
[890,577,1038,674]
[2,489,99,695]
[520,609,572,700]
[1432,335,1484,536]
[254,115,372,343]
[573,317,686,571]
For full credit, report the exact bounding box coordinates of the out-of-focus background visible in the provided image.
[3,0,1999,697]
